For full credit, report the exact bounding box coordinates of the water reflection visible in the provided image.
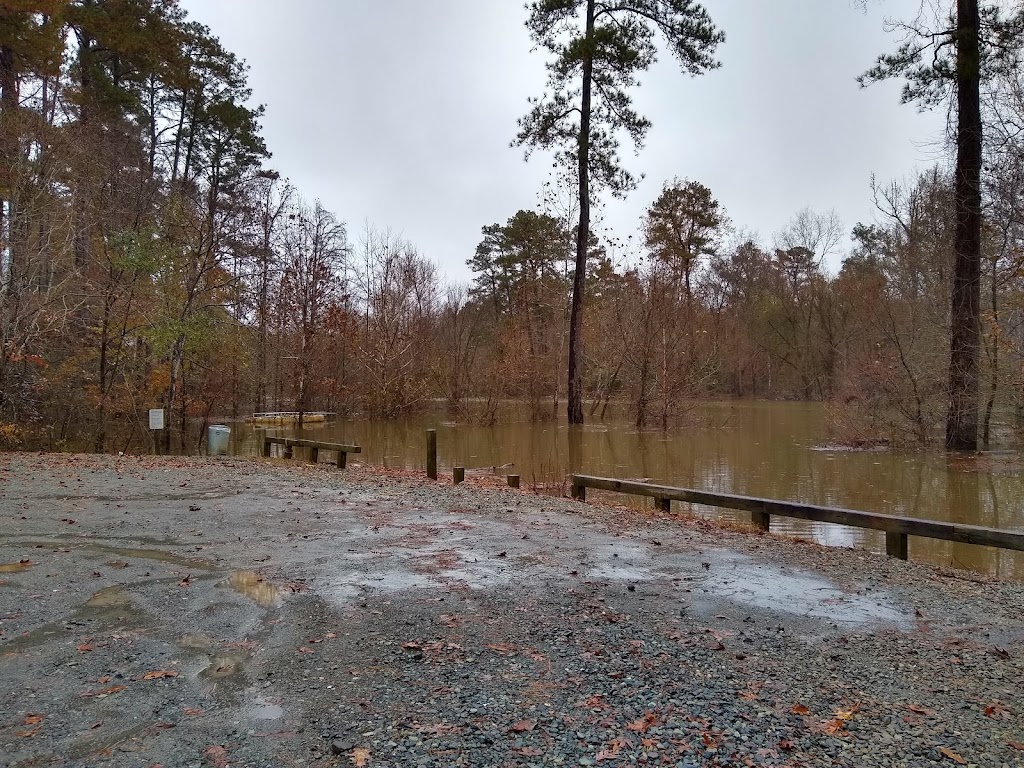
[224,401,1023,579]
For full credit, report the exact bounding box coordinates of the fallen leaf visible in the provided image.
[141,670,179,680]
[938,746,967,765]
[790,704,811,715]
[90,721,103,729]
[97,676,111,684]
[349,746,371,767]
[204,745,229,768]
[76,643,93,652]
[297,646,313,654]
[907,704,931,715]
[627,713,657,733]
[596,737,629,761]
[509,719,536,733]
[1008,741,1024,750]
[23,714,44,725]
[178,575,191,587]
[16,727,40,737]
[184,708,203,716]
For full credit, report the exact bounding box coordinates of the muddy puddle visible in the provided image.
[225,571,284,608]
[0,559,34,573]
[691,553,909,628]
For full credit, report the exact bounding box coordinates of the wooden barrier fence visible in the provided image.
[263,436,361,468]
[570,474,1024,561]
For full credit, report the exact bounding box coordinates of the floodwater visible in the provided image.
[221,401,1024,579]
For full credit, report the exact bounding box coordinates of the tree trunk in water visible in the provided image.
[567,0,595,425]
[945,0,982,451]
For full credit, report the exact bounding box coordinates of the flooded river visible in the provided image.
[224,401,1024,579]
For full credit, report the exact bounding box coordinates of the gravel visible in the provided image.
[0,452,1022,767]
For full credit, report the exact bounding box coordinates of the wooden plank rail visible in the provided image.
[263,436,361,468]
[570,474,1024,561]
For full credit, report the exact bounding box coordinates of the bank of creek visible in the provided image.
[1,452,1022,767]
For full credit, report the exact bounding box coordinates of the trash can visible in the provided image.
[207,425,230,456]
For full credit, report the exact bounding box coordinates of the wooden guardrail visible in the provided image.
[263,436,361,468]
[570,474,1024,561]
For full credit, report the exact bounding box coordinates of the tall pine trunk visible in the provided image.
[568,0,595,425]
[945,0,983,451]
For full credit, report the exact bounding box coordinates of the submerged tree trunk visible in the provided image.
[567,0,595,425]
[945,0,982,451]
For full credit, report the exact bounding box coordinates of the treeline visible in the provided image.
[2,2,1024,452]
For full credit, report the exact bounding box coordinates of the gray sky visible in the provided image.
[179,0,948,281]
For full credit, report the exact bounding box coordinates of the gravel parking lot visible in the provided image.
[1,453,1022,767]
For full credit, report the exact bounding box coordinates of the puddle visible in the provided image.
[85,586,133,609]
[248,695,284,720]
[696,554,909,627]
[0,560,34,573]
[201,649,250,679]
[588,543,654,582]
[226,571,283,608]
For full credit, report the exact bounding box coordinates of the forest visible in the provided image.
[3,1,1024,454]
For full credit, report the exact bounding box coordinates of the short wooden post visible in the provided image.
[885,531,908,560]
[655,497,670,513]
[751,510,770,532]
[262,437,271,458]
[309,446,319,464]
[336,450,347,469]
[507,474,520,489]
[453,467,465,485]
[571,482,586,502]
[426,429,437,480]
[283,441,293,459]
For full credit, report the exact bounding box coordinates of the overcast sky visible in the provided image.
[179,0,948,281]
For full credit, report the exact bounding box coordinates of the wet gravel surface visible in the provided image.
[0,452,1022,767]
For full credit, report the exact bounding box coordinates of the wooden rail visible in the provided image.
[570,474,1024,561]
[263,436,361,468]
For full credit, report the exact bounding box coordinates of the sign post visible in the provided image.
[149,409,165,455]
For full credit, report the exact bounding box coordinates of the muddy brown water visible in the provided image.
[209,401,1024,579]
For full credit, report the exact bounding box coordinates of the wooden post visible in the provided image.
[426,429,437,480]
[453,467,465,485]
[751,510,770,533]
[507,474,520,489]
[336,450,347,469]
[309,446,319,464]
[262,437,271,458]
[885,531,908,560]
[655,497,670,513]
[571,482,586,502]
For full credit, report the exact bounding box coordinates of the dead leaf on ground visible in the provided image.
[15,727,40,737]
[76,643,93,652]
[22,714,44,725]
[938,746,967,765]
[1008,741,1024,750]
[485,643,517,653]
[204,745,229,768]
[790,704,811,715]
[178,575,191,587]
[626,712,659,733]
[509,719,536,733]
[184,707,203,716]
[142,670,179,680]
[596,737,629,761]
[349,746,371,767]
[907,704,932,715]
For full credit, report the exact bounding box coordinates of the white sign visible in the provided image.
[149,408,165,430]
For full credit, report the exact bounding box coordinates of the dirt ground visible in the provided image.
[1,452,1023,768]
